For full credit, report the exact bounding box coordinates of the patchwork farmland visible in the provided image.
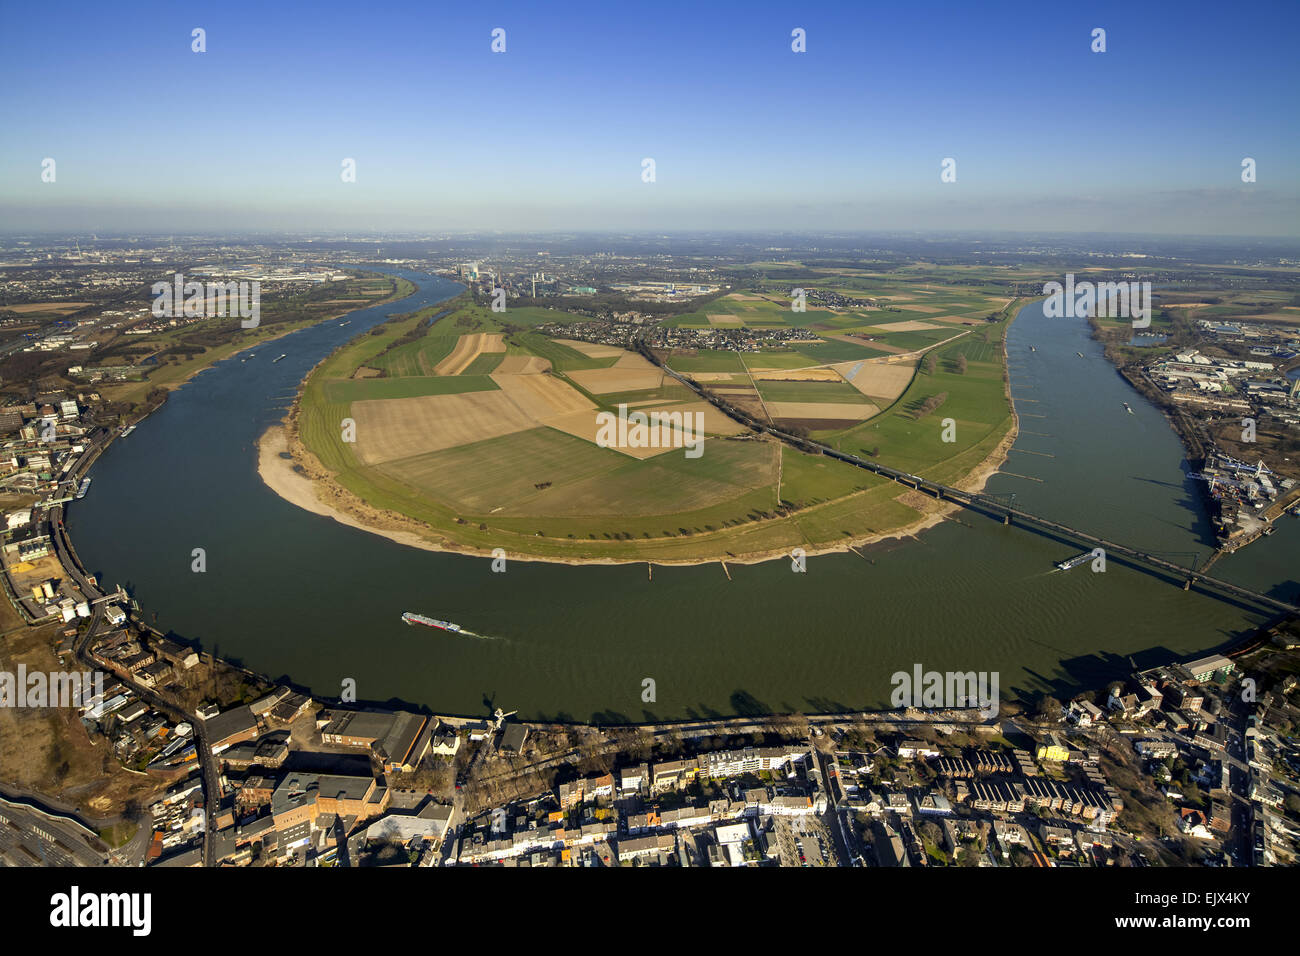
[290,280,1020,562]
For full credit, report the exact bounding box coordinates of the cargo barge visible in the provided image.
[1055,552,1092,571]
[402,611,464,633]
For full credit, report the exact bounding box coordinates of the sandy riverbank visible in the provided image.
[257,425,450,552]
[256,407,1017,569]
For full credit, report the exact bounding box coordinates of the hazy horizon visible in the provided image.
[3,0,1297,236]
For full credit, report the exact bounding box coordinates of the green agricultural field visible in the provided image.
[807,312,877,331]
[379,427,779,521]
[660,311,712,328]
[372,336,457,377]
[827,325,1012,485]
[755,380,870,405]
[793,339,890,364]
[661,349,748,373]
[790,482,931,545]
[461,351,506,375]
[594,382,697,407]
[377,427,625,514]
[324,375,498,404]
[512,332,619,370]
[658,296,804,330]
[742,350,814,370]
[371,315,486,376]
[778,446,881,507]
[286,280,1021,563]
[872,328,962,351]
[684,373,751,386]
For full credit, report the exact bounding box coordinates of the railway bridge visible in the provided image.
[648,353,1298,616]
[824,451,1298,615]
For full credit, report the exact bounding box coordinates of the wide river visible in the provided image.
[68,272,1299,722]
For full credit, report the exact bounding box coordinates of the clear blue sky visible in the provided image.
[2,0,1297,235]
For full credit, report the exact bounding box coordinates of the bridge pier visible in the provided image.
[1183,578,1192,591]
[1003,513,1011,526]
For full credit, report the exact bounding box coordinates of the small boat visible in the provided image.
[120,424,136,437]
[1123,402,1133,414]
[1029,345,1037,352]
[339,320,350,326]
[272,354,286,363]
[1076,351,1085,358]
[75,477,91,499]
[1055,552,1092,571]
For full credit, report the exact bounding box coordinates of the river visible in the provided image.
[66,271,1299,722]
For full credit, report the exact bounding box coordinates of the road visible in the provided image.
[809,737,860,866]
[48,428,223,865]
[63,572,221,866]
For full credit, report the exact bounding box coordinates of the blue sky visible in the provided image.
[2,0,1297,235]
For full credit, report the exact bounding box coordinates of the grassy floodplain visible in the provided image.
[286,275,1023,564]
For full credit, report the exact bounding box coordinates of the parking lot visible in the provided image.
[0,796,107,867]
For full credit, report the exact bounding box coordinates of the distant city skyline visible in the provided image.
[2,0,1297,236]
